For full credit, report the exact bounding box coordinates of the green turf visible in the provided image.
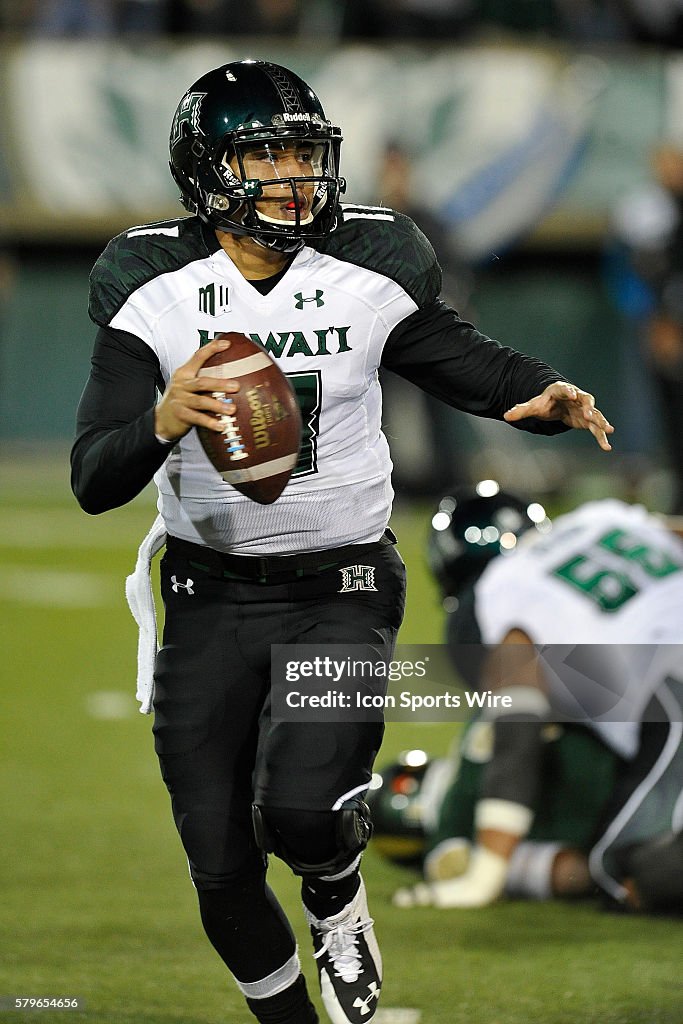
[1,457,681,1023]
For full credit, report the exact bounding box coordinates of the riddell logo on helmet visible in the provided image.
[281,112,313,122]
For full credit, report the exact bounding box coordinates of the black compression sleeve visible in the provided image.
[381,299,570,435]
[70,326,172,514]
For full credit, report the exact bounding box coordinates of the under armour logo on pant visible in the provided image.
[171,575,195,594]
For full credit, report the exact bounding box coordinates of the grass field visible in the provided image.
[1,454,681,1024]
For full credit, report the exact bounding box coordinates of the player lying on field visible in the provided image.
[391,490,683,915]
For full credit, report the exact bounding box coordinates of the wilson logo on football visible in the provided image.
[196,332,302,505]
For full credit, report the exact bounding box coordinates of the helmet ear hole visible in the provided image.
[190,140,206,158]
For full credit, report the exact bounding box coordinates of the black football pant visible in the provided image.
[152,533,406,985]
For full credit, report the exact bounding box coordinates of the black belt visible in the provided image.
[166,529,397,583]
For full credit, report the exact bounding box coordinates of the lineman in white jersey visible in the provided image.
[71,61,614,1024]
[477,499,683,758]
[396,492,683,913]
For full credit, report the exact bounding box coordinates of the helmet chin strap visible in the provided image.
[232,200,309,252]
[205,180,332,252]
[213,214,303,253]
[252,231,304,254]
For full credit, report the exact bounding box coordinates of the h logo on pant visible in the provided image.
[338,565,377,593]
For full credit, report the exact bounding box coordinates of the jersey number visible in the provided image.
[552,527,683,612]
[285,370,322,477]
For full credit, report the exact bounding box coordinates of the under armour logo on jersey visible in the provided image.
[225,71,236,81]
[171,576,195,595]
[353,982,380,1015]
[338,565,377,593]
[294,290,324,309]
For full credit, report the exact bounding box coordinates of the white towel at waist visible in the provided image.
[125,514,167,714]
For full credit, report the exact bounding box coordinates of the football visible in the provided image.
[196,332,302,504]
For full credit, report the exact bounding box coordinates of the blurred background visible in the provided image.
[2,0,683,508]
[2,8,683,1023]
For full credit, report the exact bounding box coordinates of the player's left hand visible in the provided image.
[504,381,614,451]
[393,847,509,910]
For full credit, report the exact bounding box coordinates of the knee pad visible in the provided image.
[252,798,373,877]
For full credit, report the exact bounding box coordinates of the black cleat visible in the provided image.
[304,877,381,1024]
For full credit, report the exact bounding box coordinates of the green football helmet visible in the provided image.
[428,479,551,600]
[367,751,441,865]
[169,59,345,252]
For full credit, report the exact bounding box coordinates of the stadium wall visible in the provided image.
[0,40,677,458]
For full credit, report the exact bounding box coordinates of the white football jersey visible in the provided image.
[474,499,683,755]
[87,206,566,554]
[90,208,429,553]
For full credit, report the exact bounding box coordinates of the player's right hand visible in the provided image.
[154,338,240,442]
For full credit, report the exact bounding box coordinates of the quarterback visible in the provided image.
[71,60,613,1024]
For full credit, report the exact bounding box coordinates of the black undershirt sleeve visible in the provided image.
[381,299,570,435]
[72,300,569,514]
[70,326,171,514]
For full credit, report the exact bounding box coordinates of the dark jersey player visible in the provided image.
[70,60,614,1024]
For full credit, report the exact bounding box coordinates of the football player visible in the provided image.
[394,487,683,915]
[71,61,614,1024]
